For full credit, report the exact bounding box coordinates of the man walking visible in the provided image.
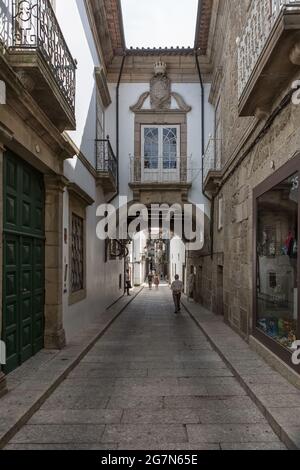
[148,272,153,290]
[171,274,183,314]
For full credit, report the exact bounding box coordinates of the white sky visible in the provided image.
[120,0,199,49]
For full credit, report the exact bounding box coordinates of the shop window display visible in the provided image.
[256,173,298,352]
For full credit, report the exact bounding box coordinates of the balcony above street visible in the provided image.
[96,139,118,195]
[203,137,222,194]
[0,0,76,130]
[129,156,193,204]
[238,0,300,117]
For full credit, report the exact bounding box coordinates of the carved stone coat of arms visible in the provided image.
[130,61,192,114]
[150,74,171,110]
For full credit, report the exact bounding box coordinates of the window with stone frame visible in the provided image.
[71,213,84,293]
[68,185,92,306]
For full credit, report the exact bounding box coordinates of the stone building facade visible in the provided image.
[93,0,215,287]
[197,0,300,378]
[1,0,299,396]
[0,0,125,395]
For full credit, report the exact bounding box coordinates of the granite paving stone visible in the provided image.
[101,424,187,445]
[187,424,280,444]
[220,442,287,450]
[147,368,233,378]
[164,396,255,410]
[29,409,122,425]
[10,425,105,444]
[4,287,287,450]
[4,444,118,450]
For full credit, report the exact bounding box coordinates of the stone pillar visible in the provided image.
[0,142,7,396]
[44,175,67,350]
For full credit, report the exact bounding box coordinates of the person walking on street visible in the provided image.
[148,272,153,290]
[154,274,160,290]
[125,269,132,296]
[171,275,183,314]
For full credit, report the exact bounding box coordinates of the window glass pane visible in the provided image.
[256,173,298,352]
[163,128,177,169]
[144,128,158,169]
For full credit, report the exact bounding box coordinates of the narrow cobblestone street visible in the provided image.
[4,287,286,450]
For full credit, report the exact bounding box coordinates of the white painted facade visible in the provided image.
[105,76,214,282]
[131,232,147,286]
[48,5,215,340]
[106,81,214,215]
[170,237,186,286]
[54,1,124,341]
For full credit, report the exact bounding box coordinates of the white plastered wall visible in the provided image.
[55,1,124,340]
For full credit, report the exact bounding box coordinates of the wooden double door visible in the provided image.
[2,151,45,373]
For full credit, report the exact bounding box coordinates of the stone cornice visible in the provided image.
[0,52,75,160]
[63,134,98,180]
[105,0,126,53]
[85,0,125,69]
[95,67,112,108]
[67,182,95,207]
[107,54,212,84]
[194,0,214,54]
[0,122,14,147]
[44,174,69,192]
[77,151,97,179]
[205,0,221,63]
[126,47,195,57]
[84,0,108,74]
[86,0,215,71]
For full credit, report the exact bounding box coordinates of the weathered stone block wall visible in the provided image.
[197,0,300,339]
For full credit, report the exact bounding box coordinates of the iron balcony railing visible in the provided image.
[238,0,300,99]
[130,156,194,184]
[96,139,118,182]
[0,0,76,111]
[203,137,222,183]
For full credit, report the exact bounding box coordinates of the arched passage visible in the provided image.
[96,199,211,290]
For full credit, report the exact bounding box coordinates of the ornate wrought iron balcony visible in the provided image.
[129,156,195,204]
[96,139,118,194]
[203,137,222,193]
[129,156,193,185]
[0,0,76,129]
[238,0,300,117]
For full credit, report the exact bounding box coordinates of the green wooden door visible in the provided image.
[2,151,45,373]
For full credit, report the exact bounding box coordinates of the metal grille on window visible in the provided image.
[71,214,84,293]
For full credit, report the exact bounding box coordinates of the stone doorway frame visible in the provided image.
[0,141,68,391]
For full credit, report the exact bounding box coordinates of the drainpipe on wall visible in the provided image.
[195,51,214,260]
[107,53,126,204]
